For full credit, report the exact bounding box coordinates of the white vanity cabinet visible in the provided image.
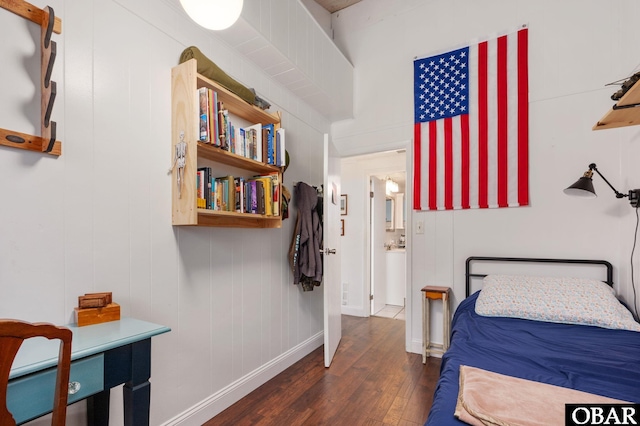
[386,249,406,306]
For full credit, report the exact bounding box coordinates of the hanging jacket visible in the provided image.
[288,182,323,291]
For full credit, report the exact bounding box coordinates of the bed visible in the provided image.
[425,256,640,426]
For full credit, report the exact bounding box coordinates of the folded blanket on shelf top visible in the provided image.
[180,46,257,106]
[455,365,628,426]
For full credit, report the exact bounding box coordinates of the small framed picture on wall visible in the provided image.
[340,194,348,215]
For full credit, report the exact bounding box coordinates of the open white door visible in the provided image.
[370,177,387,316]
[323,134,342,367]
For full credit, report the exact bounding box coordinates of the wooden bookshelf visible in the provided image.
[171,59,283,228]
[196,142,280,173]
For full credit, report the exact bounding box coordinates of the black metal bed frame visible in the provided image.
[465,256,614,297]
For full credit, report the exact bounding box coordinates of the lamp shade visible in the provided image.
[564,176,597,198]
[179,0,243,30]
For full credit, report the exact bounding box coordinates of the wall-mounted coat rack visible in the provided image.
[0,0,62,156]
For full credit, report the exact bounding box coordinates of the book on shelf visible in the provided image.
[229,122,235,154]
[212,178,221,211]
[276,128,286,167]
[212,175,234,212]
[275,130,280,166]
[253,177,271,216]
[234,177,245,213]
[233,127,243,158]
[198,87,210,143]
[267,172,280,216]
[209,89,218,147]
[248,127,256,160]
[216,101,225,148]
[225,111,233,152]
[243,181,250,214]
[197,167,212,209]
[225,178,231,211]
[248,180,258,213]
[261,127,269,164]
[197,170,204,200]
[221,108,230,151]
[196,169,207,208]
[255,179,265,215]
[262,124,275,165]
[243,123,262,161]
[241,127,247,158]
[213,178,223,211]
[211,177,218,210]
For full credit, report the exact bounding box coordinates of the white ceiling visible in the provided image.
[351,150,407,190]
[211,9,348,121]
[313,0,363,13]
[172,0,357,121]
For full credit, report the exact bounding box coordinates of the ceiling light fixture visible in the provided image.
[564,163,640,207]
[386,178,399,196]
[179,0,243,31]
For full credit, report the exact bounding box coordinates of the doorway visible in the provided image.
[339,146,411,351]
[370,170,407,321]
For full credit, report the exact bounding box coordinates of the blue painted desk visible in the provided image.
[8,317,170,425]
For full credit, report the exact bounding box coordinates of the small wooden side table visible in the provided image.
[421,285,451,363]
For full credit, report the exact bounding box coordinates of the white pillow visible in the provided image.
[475,274,640,331]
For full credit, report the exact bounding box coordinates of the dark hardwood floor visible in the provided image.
[205,315,442,426]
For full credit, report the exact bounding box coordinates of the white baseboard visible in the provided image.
[410,337,422,355]
[410,338,443,358]
[160,331,324,426]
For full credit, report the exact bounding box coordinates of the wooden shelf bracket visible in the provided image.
[612,102,640,111]
[0,0,62,156]
[593,76,640,131]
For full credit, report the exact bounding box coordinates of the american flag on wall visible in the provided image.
[413,26,529,211]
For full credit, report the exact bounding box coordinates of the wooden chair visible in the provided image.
[0,319,72,426]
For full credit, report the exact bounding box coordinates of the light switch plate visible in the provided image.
[416,221,424,234]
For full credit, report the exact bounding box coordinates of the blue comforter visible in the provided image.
[425,291,640,425]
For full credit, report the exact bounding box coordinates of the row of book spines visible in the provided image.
[197,177,279,216]
[198,87,286,167]
[196,168,280,216]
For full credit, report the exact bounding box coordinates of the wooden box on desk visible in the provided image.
[74,303,120,326]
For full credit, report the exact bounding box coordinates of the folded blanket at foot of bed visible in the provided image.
[455,365,628,426]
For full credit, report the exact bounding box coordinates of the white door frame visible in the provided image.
[404,144,413,353]
[370,176,387,316]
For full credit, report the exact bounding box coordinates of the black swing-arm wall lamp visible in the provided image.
[564,163,640,207]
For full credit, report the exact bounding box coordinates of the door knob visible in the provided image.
[324,248,336,255]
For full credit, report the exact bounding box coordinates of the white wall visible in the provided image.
[0,0,349,424]
[331,0,640,353]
